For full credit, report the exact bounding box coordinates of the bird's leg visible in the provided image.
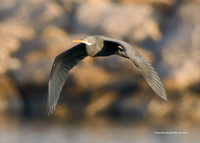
[117,46,128,58]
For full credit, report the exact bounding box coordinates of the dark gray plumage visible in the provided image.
[47,35,168,115]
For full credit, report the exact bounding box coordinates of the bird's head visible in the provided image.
[72,36,96,46]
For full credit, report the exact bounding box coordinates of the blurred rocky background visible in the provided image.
[1,0,200,142]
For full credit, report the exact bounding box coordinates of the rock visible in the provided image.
[0,21,35,74]
[70,65,114,92]
[176,91,200,123]
[0,0,199,124]
[75,3,162,42]
[159,2,200,90]
[0,21,36,40]
[85,91,118,116]
[0,75,22,114]
[120,0,175,6]
[147,99,173,123]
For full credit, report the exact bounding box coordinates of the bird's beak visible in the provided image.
[72,39,85,43]
[72,39,92,45]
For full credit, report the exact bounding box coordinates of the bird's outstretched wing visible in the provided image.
[101,36,168,101]
[47,43,87,115]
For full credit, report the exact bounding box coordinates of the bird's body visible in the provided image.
[85,36,104,56]
[47,35,168,115]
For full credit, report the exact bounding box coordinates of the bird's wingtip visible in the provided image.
[45,109,51,116]
[45,106,55,116]
[161,95,169,102]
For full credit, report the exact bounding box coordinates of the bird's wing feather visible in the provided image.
[47,43,87,115]
[101,36,167,100]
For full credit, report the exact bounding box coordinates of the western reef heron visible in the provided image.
[47,35,168,115]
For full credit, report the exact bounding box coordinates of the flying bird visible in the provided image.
[47,35,168,115]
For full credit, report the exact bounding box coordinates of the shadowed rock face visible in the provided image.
[0,0,200,125]
[158,2,200,90]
